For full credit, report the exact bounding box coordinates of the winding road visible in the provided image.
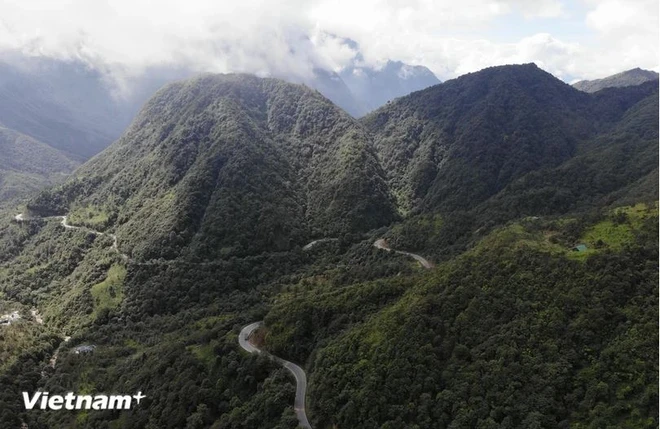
[15,213,128,261]
[302,238,338,251]
[14,212,126,375]
[374,238,434,269]
[15,212,431,425]
[239,322,312,429]
[239,240,432,428]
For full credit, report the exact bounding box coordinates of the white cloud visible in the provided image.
[581,0,659,77]
[498,0,565,18]
[0,0,656,86]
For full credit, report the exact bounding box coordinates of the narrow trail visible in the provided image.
[15,212,124,374]
[239,322,312,429]
[374,238,434,269]
[15,213,129,261]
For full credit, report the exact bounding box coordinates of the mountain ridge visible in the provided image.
[573,67,659,93]
[27,73,398,261]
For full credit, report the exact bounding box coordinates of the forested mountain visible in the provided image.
[363,63,657,216]
[573,67,659,93]
[0,64,656,429]
[0,126,76,201]
[267,203,658,429]
[26,74,397,260]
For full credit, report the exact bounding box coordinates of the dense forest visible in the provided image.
[0,65,657,428]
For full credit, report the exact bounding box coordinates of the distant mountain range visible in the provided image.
[573,67,659,93]
[0,126,76,201]
[340,60,440,115]
[285,61,440,117]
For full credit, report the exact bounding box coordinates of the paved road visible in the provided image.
[239,322,312,429]
[374,238,433,269]
[302,238,338,251]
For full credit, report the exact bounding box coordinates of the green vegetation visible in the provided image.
[265,206,658,428]
[69,204,111,230]
[0,67,657,428]
[90,264,126,318]
[27,74,397,261]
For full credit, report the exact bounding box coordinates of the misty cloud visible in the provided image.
[0,0,657,88]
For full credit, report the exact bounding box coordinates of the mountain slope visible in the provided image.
[573,67,659,93]
[306,68,368,117]
[0,126,76,201]
[363,63,598,214]
[0,64,656,429]
[363,64,658,217]
[480,87,659,222]
[27,74,397,260]
[268,203,658,429]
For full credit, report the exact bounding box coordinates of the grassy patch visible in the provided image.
[193,314,234,330]
[187,342,218,366]
[473,202,658,262]
[573,202,658,258]
[90,264,126,317]
[69,204,110,229]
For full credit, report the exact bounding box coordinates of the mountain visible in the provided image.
[0,64,656,429]
[0,56,194,202]
[262,66,658,429]
[27,74,398,260]
[482,83,658,221]
[340,60,440,112]
[363,64,657,217]
[573,67,659,93]
[0,126,76,201]
[363,63,593,214]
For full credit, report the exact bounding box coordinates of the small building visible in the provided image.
[573,244,588,252]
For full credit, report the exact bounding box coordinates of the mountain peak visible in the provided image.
[29,73,397,260]
[573,67,659,93]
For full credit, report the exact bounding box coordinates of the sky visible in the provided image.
[0,0,657,85]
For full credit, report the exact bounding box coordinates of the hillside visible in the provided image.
[573,68,659,93]
[480,87,659,222]
[0,65,656,429]
[27,74,398,260]
[363,63,597,214]
[361,64,658,256]
[0,126,76,201]
[265,203,658,429]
